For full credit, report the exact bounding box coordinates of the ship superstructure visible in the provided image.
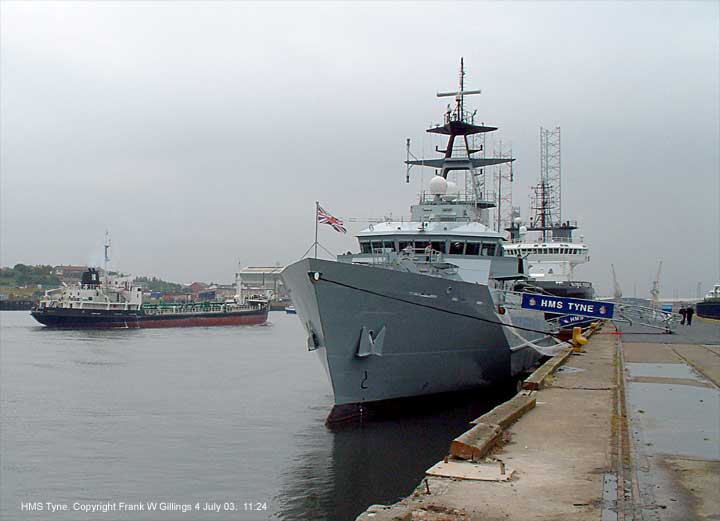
[504,127,594,299]
[282,61,554,422]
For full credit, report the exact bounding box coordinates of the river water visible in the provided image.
[1,311,505,521]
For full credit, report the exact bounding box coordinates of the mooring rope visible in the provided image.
[318,276,561,339]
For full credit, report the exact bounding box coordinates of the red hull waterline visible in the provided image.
[138,312,268,328]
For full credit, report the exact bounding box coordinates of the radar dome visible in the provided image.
[429,175,448,195]
[442,180,459,201]
[519,225,527,234]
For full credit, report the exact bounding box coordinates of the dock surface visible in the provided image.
[357,318,719,521]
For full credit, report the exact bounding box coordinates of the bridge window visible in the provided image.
[466,242,480,255]
[481,243,496,256]
[360,241,371,254]
[371,241,382,252]
[398,241,412,252]
[415,240,430,250]
[382,240,396,251]
[431,241,446,253]
[449,241,464,255]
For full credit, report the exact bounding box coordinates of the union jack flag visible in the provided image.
[317,205,347,234]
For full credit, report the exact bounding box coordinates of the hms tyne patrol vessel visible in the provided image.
[282,61,553,422]
[31,238,268,328]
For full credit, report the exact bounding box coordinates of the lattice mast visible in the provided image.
[493,140,513,232]
[404,58,512,226]
[530,127,562,241]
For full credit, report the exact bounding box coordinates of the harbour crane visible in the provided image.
[650,261,663,309]
[611,264,622,302]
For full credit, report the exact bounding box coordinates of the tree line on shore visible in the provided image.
[0,264,184,299]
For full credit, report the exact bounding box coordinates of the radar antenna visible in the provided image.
[436,57,482,123]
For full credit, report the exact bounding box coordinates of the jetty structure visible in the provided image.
[356,317,720,521]
[282,60,565,423]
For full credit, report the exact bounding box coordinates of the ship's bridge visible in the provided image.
[503,241,590,282]
[353,221,504,258]
[503,242,589,259]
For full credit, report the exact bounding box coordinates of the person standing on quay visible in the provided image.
[679,306,687,325]
[686,305,694,326]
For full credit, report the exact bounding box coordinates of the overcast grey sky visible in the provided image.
[1,1,718,297]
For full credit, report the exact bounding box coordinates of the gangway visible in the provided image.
[493,288,679,334]
[611,301,678,333]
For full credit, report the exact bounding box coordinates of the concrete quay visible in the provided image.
[357,319,719,521]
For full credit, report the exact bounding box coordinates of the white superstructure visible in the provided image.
[705,284,720,300]
[339,187,509,285]
[37,268,143,312]
[503,236,589,282]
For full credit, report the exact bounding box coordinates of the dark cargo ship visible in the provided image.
[31,268,268,329]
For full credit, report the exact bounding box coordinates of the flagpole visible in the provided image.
[314,201,319,259]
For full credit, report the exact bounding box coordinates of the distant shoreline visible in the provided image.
[0,300,36,311]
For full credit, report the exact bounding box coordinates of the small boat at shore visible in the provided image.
[284,305,297,314]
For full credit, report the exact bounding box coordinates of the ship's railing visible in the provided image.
[490,288,680,333]
[339,249,459,276]
[504,238,586,246]
[418,190,497,205]
[341,248,444,264]
[141,301,261,315]
[612,303,679,332]
[39,300,141,311]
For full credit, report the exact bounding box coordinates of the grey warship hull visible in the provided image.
[282,258,545,417]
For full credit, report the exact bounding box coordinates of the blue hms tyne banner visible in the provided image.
[521,294,615,319]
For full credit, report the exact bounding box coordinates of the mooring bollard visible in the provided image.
[571,326,588,352]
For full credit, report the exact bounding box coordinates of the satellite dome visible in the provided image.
[443,181,459,201]
[519,225,527,234]
[429,175,448,195]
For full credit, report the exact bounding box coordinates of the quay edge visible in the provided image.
[356,319,720,521]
